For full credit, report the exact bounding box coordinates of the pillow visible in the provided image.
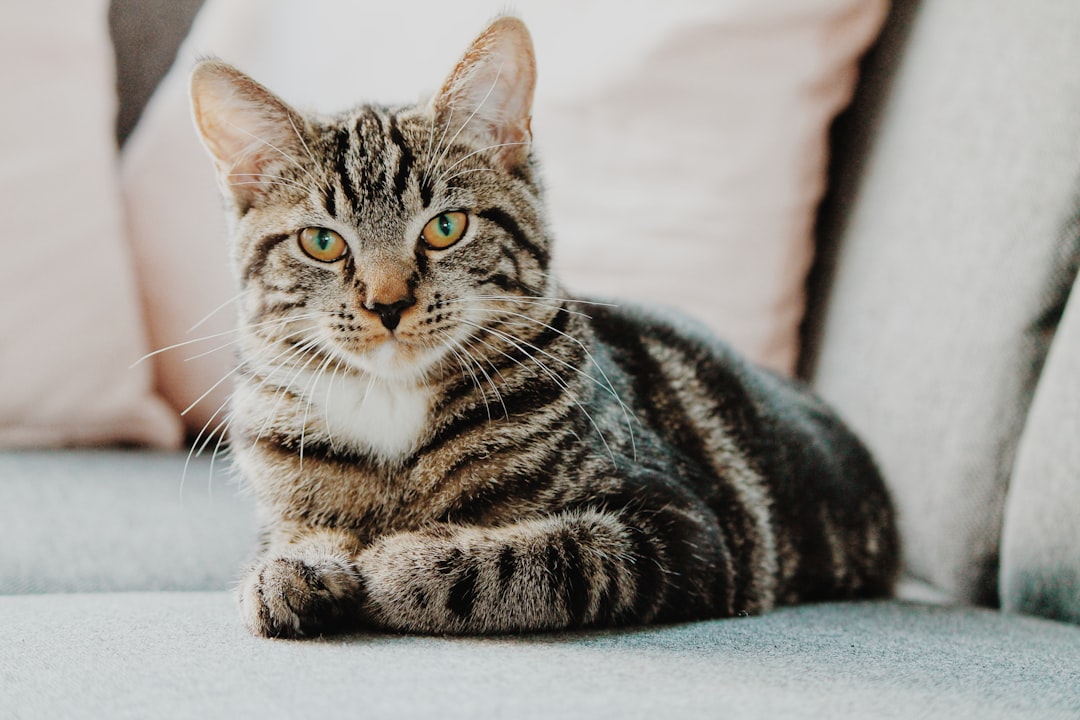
[121,0,886,434]
[0,1,181,448]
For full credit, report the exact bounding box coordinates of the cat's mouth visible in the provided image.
[327,331,446,383]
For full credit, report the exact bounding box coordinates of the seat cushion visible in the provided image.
[1,594,1078,719]
[0,449,254,593]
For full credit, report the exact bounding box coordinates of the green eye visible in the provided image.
[421,211,468,249]
[299,227,347,262]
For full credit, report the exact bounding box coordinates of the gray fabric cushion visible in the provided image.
[0,450,254,593]
[806,0,1080,604]
[1001,266,1080,624]
[2,593,1078,719]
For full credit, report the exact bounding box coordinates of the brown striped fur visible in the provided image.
[189,17,899,638]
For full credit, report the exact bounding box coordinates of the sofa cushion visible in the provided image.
[2,594,1077,718]
[1000,265,1080,625]
[0,450,254,593]
[806,0,1080,604]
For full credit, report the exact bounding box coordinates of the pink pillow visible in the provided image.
[0,2,181,448]
[122,0,886,434]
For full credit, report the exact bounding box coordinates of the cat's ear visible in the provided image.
[189,60,307,207]
[431,16,536,169]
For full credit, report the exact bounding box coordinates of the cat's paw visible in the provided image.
[237,556,364,639]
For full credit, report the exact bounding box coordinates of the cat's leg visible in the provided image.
[239,504,729,638]
[355,505,727,634]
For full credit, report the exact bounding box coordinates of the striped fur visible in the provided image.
[190,17,899,639]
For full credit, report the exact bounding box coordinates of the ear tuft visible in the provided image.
[431,16,537,168]
[189,60,306,207]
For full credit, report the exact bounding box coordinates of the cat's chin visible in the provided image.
[338,337,444,384]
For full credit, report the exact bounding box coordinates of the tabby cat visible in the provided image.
[189,16,899,638]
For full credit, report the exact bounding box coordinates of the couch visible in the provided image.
[3,1,1079,717]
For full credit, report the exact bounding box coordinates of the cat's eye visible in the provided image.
[421,212,468,250]
[298,227,348,262]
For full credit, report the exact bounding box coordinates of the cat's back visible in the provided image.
[584,299,900,603]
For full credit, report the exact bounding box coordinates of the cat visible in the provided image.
[189,15,899,639]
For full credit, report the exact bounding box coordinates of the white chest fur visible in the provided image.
[303,369,431,460]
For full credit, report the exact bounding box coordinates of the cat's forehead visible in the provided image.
[302,103,443,229]
[315,104,432,155]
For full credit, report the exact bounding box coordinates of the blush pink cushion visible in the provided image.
[0,2,181,448]
[122,0,886,434]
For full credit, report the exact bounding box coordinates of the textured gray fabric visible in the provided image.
[0,450,254,593]
[2,594,1078,719]
[807,0,1080,604]
[1001,266,1080,624]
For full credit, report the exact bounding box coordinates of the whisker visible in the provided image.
[434,141,529,186]
[448,295,618,309]
[459,319,618,468]
[438,331,490,422]
[253,337,328,446]
[431,64,504,177]
[450,331,509,421]
[226,173,311,193]
[206,412,233,500]
[181,365,245,417]
[424,102,456,185]
[184,336,245,362]
[422,117,437,186]
[178,320,329,417]
[441,167,499,185]
[299,352,337,469]
[182,390,233,501]
[458,329,512,388]
[323,356,347,453]
[447,296,594,320]
[359,372,378,413]
[221,117,321,190]
[286,111,319,169]
[131,312,333,367]
[485,308,638,461]
[187,290,246,333]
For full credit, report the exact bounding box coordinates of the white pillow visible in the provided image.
[0,1,181,448]
[122,0,886,434]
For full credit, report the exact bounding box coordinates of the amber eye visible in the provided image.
[298,227,348,262]
[421,211,468,250]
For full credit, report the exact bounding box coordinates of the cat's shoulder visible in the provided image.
[583,297,744,365]
[582,296,816,411]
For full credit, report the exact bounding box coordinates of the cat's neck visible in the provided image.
[298,368,432,462]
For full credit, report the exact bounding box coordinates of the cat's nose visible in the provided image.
[367,298,415,331]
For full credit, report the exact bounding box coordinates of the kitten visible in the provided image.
[189,16,898,638]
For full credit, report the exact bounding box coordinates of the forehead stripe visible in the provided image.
[388,115,415,204]
[333,125,360,213]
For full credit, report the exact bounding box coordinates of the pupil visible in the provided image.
[438,215,452,236]
[318,230,331,250]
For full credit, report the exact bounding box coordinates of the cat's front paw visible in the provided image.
[237,556,364,639]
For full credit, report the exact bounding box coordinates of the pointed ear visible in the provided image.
[189,60,307,208]
[431,16,536,169]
